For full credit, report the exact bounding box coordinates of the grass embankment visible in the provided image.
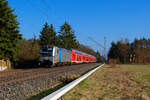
[63,64,150,100]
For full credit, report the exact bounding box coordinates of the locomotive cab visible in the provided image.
[39,45,56,66]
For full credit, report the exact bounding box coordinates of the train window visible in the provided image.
[78,57,80,61]
[41,47,53,53]
[40,52,52,56]
[83,56,85,60]
[73,54,76,57]
[72,54,76,60]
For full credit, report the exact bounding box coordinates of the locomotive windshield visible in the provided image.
[40,46,53,56]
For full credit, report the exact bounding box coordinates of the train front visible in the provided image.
[39,45,54,66]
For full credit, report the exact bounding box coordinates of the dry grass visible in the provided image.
[60,74,81,84]
[63,64,150,100]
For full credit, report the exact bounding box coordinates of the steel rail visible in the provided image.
[0,64,97,86]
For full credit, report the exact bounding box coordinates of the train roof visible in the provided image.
[41,45,58,48]
[73,49,83,55]
[40,45,96,58]
[72,49,96,58]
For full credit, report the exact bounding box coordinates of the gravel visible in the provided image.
[0,63,100,100]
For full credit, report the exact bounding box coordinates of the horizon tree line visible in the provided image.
[108,38,150,64]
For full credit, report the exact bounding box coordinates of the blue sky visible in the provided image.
[9,0,150,53]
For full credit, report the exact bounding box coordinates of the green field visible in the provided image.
[63,64,150,100]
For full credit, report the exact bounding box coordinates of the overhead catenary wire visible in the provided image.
[39,0,65,25]
[88,37,104,48]
[40,0,52,12]
[25,0,49,19]
[39,0,57,19]
[88,36,106,59]
[24,0,50,38]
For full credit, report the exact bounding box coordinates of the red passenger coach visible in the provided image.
[71,50,76,62]
[86,56,89,62]
[71,49,97,64]
[76,50,82,63]
[82,53,86,62]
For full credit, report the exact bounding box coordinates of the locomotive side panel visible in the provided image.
[61,48,71,63]
[67,49,71,63]
[60,48,65,63]
[53,47,60,65]
[59,49,61,62]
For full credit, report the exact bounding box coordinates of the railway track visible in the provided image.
[0,66,74,78]
[0,63,99,86]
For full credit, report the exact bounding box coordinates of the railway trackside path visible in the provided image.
[63,64,150,100]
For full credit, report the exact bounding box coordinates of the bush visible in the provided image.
[16,39,40,68]
[60,74,80,84]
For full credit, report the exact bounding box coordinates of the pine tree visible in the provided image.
[39,22,50,46]
[49,24,58,46]
[58,22,78,49]
[96,51,105,63]
[39,23,58,46]
[96,51,101,62]
[0,0,21,62]
[108,42,119,60]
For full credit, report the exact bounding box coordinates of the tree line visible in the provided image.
[0,0,103,68]
[39,22,79,49]
[108,38,150,64]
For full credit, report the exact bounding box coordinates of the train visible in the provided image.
[39,45,97,66]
